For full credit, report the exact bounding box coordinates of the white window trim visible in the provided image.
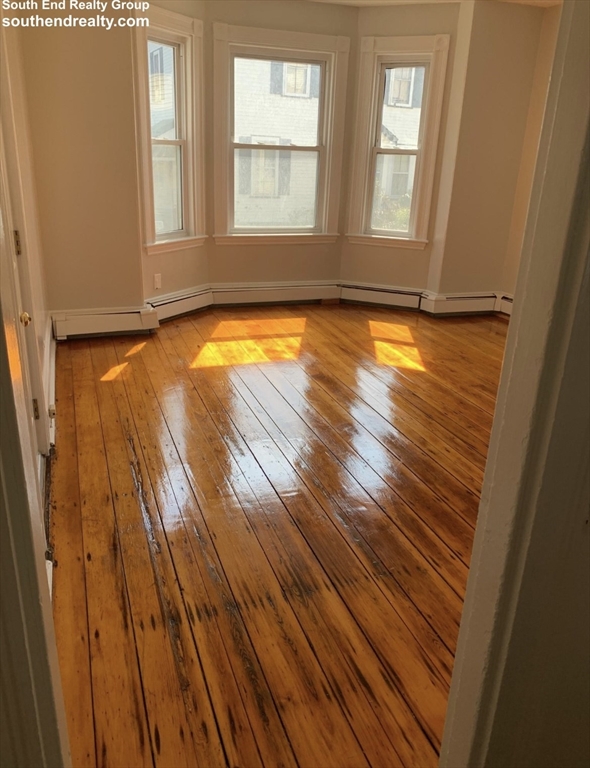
[213,23,349,244]
[347,34,449,248]
[133,6,206,253]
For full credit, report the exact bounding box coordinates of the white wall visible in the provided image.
[438,0,544,295]
[341,1,460,290]
[19,10,145,312]
[501,3,560,296]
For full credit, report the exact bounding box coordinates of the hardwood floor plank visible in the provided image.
[50,345,95,768]
[70,341,153,768]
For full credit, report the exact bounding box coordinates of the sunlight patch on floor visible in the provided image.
[369,321,426,371]
[125,341,147,357]
[210,318,306,339]
[100,362,129,381]
[191,337,303,368]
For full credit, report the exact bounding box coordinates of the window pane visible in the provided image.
[152,144,182,234]
[370,153,416,233]
[234,57,321,146]
[380,65,426,150]
[234,149,318,229]
[148,41,177,139]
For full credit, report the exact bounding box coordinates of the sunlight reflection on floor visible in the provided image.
[369,321,426,371]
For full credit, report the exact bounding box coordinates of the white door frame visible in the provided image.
[0,119,71,767]
[440,1,589,765]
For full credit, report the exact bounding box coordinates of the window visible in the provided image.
[134,6,206,253]
[284,63,312,97]
[213,23,349,243]
[347,35,449,247]
[387,67,415,107]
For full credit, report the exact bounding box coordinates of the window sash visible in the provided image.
[367,148,418,235]
[233,147,322,232]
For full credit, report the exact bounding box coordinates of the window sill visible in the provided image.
[346,234,428,250]
[146,235,207,255]
[214,233,340,245]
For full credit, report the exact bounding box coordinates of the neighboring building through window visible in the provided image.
[370,63,425,235]
[233,55,321,230]
[148,40,183,235]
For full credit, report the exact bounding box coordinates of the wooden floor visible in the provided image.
[50,303,508,768]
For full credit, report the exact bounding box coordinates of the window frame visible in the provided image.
[134,6,206,254]
[213,23,349,244]
[347,35,449,249]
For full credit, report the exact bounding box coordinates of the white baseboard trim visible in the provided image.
[494,293,514,316]
[340,282,421,309]
[211,280,340,305]
[51,286,513,338]
[147,286,214,321]
[420,291,502,315]
[52,306,159,340]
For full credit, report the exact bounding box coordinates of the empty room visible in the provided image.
[1,1,588,767]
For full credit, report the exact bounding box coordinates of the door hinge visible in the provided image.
[13,230,21,256]
[32,398,40,420]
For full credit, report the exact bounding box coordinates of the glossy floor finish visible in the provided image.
[50,304,508,768]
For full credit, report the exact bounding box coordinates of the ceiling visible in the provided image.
[307,0,562,8]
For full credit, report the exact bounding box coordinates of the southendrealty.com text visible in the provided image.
[2,1,150,29]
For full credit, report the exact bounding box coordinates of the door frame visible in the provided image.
[440,0,589,765]
[0,117,71,767]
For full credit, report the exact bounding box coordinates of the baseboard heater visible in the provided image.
[340,284,421,309]
[148,288,213,321]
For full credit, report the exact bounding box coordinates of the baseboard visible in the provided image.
[420,291,500,316]
[494,294,514,316]
[52,286,513,337]
[52,306,159,339]
[210,280,341,306]
[147,286,213,321]
[340,282,421,310]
